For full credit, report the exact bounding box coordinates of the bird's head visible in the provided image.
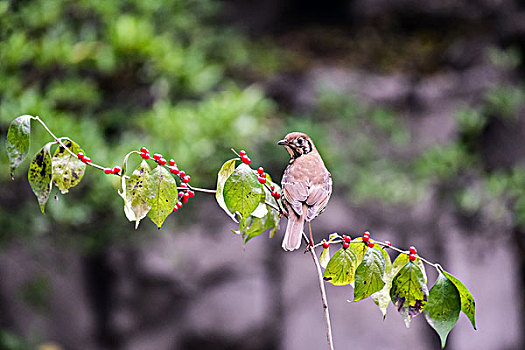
[278,132,316,158]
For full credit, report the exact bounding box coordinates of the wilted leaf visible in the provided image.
[223,163,264,219]
[425,272,461,348]
[390,261,429,328]
[28,143,53,213]
[51,139,86,194]
[120,160,153,228]
[353,247,386,302]
[441,269,476,330]
[147,165,178,228]
[323,247,358,286]
[216,159,238,222]
[320,246,330,269]
[371,246,393,317]
[6,115,32,177]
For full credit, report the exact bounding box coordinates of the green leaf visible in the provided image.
[353,247,386,302]
[6,115,32,177]
[371,246,393,317]
[441,269,477,330]
[51,139,86,194]
[28,143,53,213]
[392,252,428,284]
[238,179,281,243]
[120,160,153,229]
[323,247,358,286]
[216,159,238,222]
[319,246,330,269]
[147,165,178,229]
[349,238,369,264]
[390,261,429,328]
[424,272,461,348]
[223,163,264,219]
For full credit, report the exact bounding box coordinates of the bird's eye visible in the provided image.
[297,138,303,145]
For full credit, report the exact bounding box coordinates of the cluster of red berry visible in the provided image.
[239,150,251,164]
[408,246,417,261]
[77,152,91,164]
[240,151,281,200]
[361,231,375,248]
[104,166,121,175]
[138,147,194,212]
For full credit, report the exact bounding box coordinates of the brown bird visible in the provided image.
[278,132,332,251]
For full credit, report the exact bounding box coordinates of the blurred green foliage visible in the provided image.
[0,0,284,247]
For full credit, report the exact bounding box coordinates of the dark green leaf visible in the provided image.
[390,261,429,327]
[353,247,386,302]
[425,272,461,348]
[441,269,477,330]
[51,139,86,194]
[119,160,153,229]
[28,143,53,213]
[147,165,178,228]
[216,159,238,221]
[223,163,264,219]
[371,246,393,317]
[323,247,358,286]
[6,115,32,177]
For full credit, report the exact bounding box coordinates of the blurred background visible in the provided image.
[1,0,524,349]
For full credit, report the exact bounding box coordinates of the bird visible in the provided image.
[278,132,332,251]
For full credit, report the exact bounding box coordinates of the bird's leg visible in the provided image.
[308,222,314,247]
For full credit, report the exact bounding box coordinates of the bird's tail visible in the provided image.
[282,207,306,251]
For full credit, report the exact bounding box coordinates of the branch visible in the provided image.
[303,232,334,350]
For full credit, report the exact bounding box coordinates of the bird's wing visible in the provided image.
[282,180,308,217]
[305,173,332,221]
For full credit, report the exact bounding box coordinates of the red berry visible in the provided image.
[322,240,329,249]
[261,172,267,178]
[363,231,370,237]
[179,170,186,178]
[384,241,391,247]
[241,156,251,165]
[409,253,417,262]
[168,159,175,166]
[83,157,91,163]
[152,153,161,161]
[140,152,150,159]
[257,167,264,174]
[104,168,112,174]
[178,192,183,198]
[77,152,85,160]
[343,235,351,243]
[274,192,281,199]
[182,176,190,183]
[173,207,178,212]
[270,184,275,191]
[158,158,167,166]
[368,241,375,248]
[170,166,179,175]
[362,235,369,242]
[271,191,277,197]
[180,183,188,188]
[239,150,247,156]
[176,201,183,209]
[140,147,149,153]
[409,246,417,255]
[182,193,189,203]
[112,166,121,174]
[258,176,266,184]
[342,242,350,249]
[188,190,195,198]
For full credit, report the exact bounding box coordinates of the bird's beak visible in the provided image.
[278,139,288,146]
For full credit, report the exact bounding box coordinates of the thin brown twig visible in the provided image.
[303,232,335,350]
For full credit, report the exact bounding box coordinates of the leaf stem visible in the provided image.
[187,184,216,194]
[32,116,107,172]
